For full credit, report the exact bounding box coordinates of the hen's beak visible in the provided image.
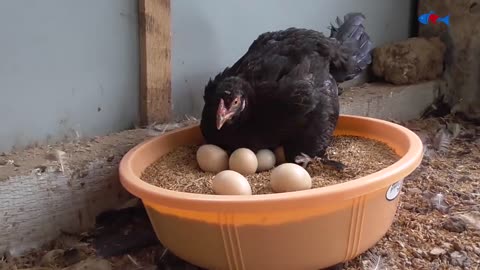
[216,115,227,130]
[216,99,228,130]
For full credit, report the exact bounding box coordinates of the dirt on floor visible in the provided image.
[0,129,151,182]
[1,115,479,270]
[0,117,199,182]
[342,115,480,269]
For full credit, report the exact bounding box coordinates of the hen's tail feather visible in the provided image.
[328,12,373,83]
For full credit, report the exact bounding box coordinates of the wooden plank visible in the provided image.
[0,129,152,255]
[138,0,172,125]
[340,81,440,121]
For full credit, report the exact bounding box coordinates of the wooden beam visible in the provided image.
[0,129,152,255]
[138,0,172,125]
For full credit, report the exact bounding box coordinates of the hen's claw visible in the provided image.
[295,153,345,171]
[294,153,313,168]
[320,158,345,171]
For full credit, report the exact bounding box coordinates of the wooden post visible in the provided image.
[138,0,172,125]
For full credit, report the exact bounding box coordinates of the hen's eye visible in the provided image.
[233,99,239,105]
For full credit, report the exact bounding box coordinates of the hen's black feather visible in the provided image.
[200,13,373,167]
[329,13,373,82]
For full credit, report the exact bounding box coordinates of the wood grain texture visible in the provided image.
[0,129,152,256]
[138,0,172,125]
[0,164,131,255]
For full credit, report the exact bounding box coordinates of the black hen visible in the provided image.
[200,13,373,169]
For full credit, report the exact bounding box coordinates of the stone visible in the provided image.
[372,37,446,85]
[429,247,447,256]
[443,217,467,233]
[449,251,468,266]
[407,187,422,194]
[442,242,453,249]
[456,212,480,231]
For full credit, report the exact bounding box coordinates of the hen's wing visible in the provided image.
[328,13,373,82]
[269,55,332,116]
[236,28,336,80]
[235,29,341,117]
[280,55,341,168]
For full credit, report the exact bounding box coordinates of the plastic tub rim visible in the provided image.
[119,114,424,208]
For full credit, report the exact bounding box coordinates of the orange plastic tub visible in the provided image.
[119,115,423,270]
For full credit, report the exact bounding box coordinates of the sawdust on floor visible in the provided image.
[141,136,400,195]
[343,116,480,269]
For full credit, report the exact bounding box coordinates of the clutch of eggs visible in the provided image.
[196,145,276,174]
[196,144,312,195]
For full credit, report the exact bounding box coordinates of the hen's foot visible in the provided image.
[294,153,345,171]
[321,158,345,171]
[294,153,313,168]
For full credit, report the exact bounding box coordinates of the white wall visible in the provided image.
[0,0,139,152]
[0,0,414,152]
[171,0,414,118]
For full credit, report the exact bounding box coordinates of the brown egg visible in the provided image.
[274,146,286,165]
[270,163,312,193]
[256,149,276,172]
[229,148,258,175]
[196,144,229,173]
[212,170,252,195]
